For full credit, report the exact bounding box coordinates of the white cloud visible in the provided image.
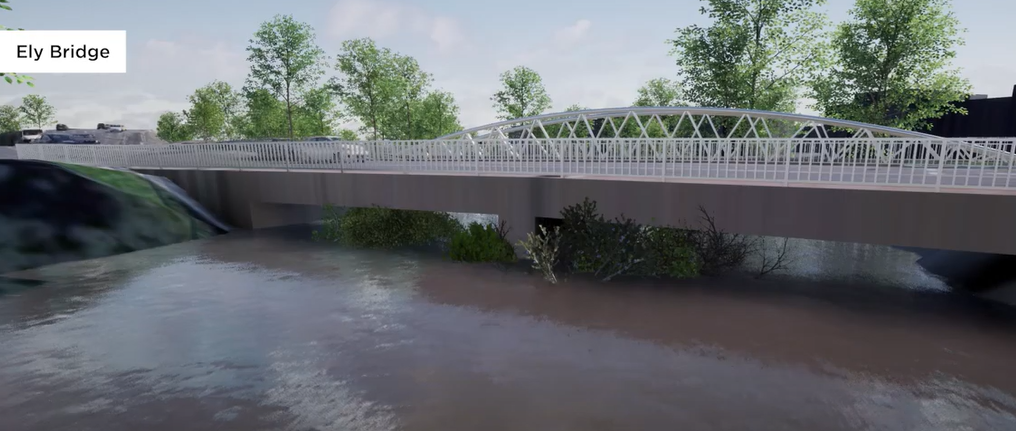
[554,19,592,47]
[0,38,249,130]
[326,0,466,53]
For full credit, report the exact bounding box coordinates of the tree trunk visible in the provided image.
[285,84,294,140]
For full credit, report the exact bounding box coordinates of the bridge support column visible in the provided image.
[498,211,536,257]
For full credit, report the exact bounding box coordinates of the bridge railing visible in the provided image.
[15,137,1016,191]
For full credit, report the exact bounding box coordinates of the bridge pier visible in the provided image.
[498,211,536,255]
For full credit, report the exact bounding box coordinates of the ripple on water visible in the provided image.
[0,228,1013,431]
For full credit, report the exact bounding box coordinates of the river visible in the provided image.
[1,225,1015,430]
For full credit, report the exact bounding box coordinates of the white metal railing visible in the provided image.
[15,138,1016,191]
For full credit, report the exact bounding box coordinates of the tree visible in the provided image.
[156,112,194,142]
[634,78,686,137]
[391,54,432,139]
[810,0,970,131]
[203,80,242,139]
[18,94,55,128]
[491,66,552,120]
[332,38,400,140]
[1,0,33,88]
[669,0,829,112]
[413,90,462,139]
[337,129,359,141]
[241,88,288,139]
[246,15,325,139]
[634,78,683,107]
[294,85,340,137]
[0,104,20,132]
[184,86,226,141]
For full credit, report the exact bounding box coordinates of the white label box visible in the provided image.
[0,30,127,73]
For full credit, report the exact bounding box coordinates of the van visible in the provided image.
[21,129,43,143]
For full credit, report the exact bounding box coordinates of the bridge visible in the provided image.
[15,107,1016,255]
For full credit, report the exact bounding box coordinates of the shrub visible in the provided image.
[555,198,700,281]
[684,206,752,275]
[637,226,699,278]
[519,225,561,284]
[313,204,463,248]
[448,222,516,263]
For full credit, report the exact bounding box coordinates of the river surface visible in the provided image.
[2,226,1016,431]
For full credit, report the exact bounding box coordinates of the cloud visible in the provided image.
[0,38,248,130]
[554,19,592,47]
[326,0,466,53]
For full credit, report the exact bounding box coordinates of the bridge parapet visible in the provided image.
[16,137,1016,192]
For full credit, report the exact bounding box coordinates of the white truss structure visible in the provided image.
[435,107,938,140]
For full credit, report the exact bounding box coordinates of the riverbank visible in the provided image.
[0,160,225,274]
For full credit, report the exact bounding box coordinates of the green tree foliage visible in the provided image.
[389,54,431,139]
[810,0,970,131]
[1,0,32,88]
[332,38,461,140]
[155,111,194,142]
[18,94,55,128]
[184,85,226,141]
[552,198,700,281]
[491,66,552,120]
[448,222,516,263]
[313,204,463,248]
[241,88,288,139]
[246,14,325,139]
[337,128,359,140]
[634,78,683,107]
[202,80,242,139]
[0,104,20,132]
[413,90,462,138]
[332,38,396,140]
[294,85,340,136]
[669,0,829,112]
[633,78,686,137]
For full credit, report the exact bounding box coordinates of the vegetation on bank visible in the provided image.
[312,205,462,248]
[315,198,791,284]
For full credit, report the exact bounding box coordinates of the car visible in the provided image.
[97,123,106,130]
[20,128,43,143]
[56,123,69,131]
[297,136,369,163]
[36,133,97,144]
[107,124,124,132]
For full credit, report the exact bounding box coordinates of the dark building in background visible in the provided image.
[928,85,1016,137]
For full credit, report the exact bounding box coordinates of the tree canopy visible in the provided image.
[669,0,830,112]
[157,2,980,143]
[810,0,970,130]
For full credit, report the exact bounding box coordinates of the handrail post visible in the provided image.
[783,139,792,185]
[935,139,946,192]
[559,139,564,175]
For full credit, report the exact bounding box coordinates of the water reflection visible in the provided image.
[0,227,1013,430]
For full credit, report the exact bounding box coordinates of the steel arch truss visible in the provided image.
[435,107,940,141]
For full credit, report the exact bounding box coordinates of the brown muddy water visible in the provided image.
[1,226,1016,431]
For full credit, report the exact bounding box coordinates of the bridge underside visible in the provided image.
[138,168,1016,256]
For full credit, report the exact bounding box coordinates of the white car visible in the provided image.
[107,124,124,132]
[20,128,43,143]
[299,136,369,163]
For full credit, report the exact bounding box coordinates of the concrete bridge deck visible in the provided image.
[137,168,1016,256]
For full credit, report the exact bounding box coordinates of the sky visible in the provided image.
[1,0,1014,131]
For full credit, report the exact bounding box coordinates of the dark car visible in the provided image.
[37,133,98,144]
[97,123,106,130]
[56,123,69,131]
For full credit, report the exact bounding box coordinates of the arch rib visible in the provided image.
[435,106,941,140]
